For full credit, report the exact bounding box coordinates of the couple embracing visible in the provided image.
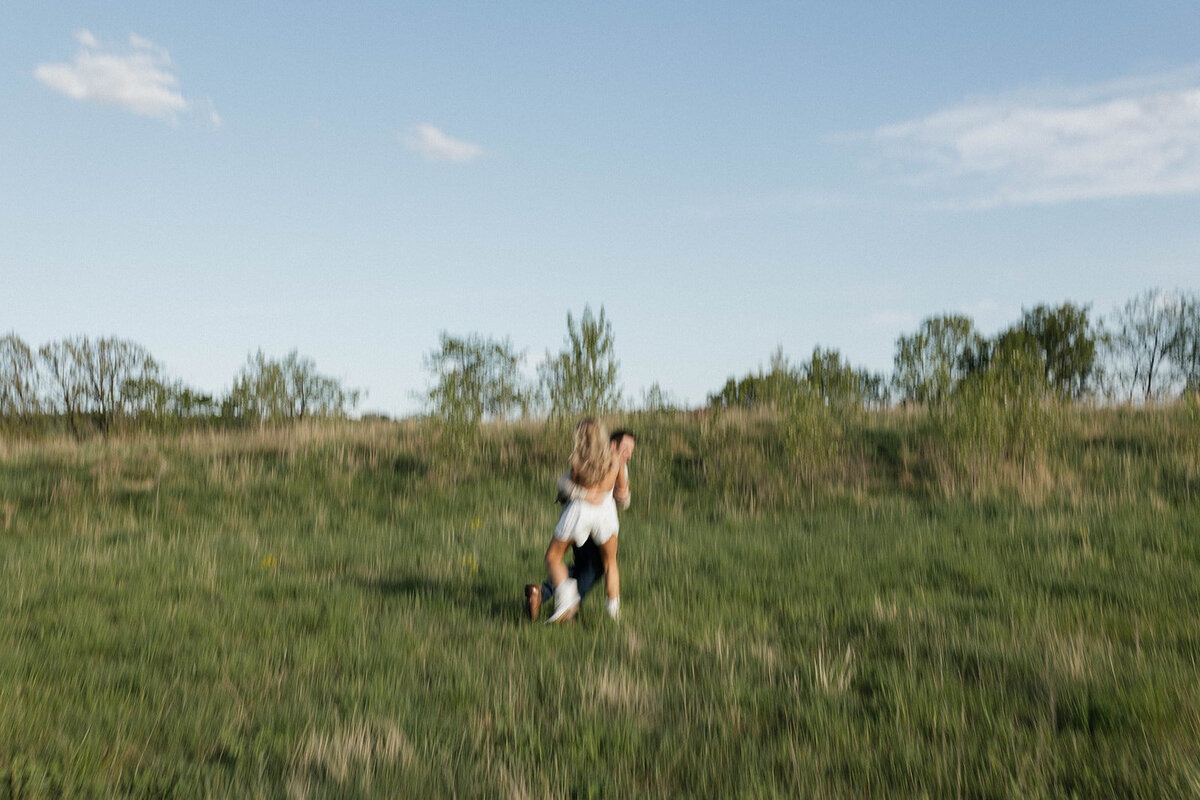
[525,419,636,624]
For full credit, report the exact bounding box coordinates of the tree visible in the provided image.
[39,338,90,438]
[76,337,162,434]
[946,330,1056,472]
[892,314,984,407]
[539,305,621,417]
[708,348,803,410]
[709,346,888,412]
[1167,291,1200,394]
[121,375,218,427]
[33,336,164,434]
[0,333,42,426]
[423,333,530,425]
[641,382,678,413]
[803,346,889,411]
[1017,302,1097,401]
[279,351,360,420]
[225,350,286,425]
[168,385,220,421]
[859,372,891,410]
[225,350,360,427]
[1102,290,1177,403]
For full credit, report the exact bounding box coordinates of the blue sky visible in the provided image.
[3,2,1199,414]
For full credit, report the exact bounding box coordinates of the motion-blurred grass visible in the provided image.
[2,406,1199,797]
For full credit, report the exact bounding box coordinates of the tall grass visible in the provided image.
[2,405,1199,796]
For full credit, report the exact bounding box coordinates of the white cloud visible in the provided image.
[34,29,199,123]
[403,123,483,163]
[865,66,1200,207]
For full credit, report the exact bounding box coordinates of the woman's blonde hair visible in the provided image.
[570,417,612,488]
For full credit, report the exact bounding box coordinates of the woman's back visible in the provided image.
[572,460,620,495]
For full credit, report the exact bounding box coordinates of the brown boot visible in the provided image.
[525,584,541,621]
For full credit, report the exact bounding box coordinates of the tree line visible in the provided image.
[0,306,620,437]
[710,289,1200,413]
[422,305,623,426]
[3,289,1198,437]
[0,337,359,436]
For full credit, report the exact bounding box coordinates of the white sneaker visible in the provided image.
[546,579,580,624]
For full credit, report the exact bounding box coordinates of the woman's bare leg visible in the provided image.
[545,539,571,588]
[545,538,580,622]
[599,535,619,602]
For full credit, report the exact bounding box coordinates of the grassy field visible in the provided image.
[2,408,1200,798]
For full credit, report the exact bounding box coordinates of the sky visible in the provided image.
[3,1,1199,415]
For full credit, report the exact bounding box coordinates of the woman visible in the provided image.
[543,418,627,623]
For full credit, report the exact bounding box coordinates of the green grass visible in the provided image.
[2,411,1200,797]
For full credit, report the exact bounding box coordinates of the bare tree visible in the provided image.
[78,337,162,434]
[0,333,42,427]
[282,351,360,420]
[39,338,89,438]
[37,336,162,435]
[1102,290,1178,403]
[1167,291,1200,394]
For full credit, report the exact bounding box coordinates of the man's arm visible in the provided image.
[614,464,630,509]
[556,470,587,505]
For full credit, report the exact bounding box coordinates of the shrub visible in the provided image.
[940,337,1062,491]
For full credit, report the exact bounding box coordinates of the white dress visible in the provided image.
[553,489,619,547]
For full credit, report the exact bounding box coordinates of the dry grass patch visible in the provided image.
[1047,630,1116,682]
[813,642,856,696]
[749,639,781,673]
[293,717,415,788]
[588,666,657,718]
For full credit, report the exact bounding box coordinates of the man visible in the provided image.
[526,429,635,621]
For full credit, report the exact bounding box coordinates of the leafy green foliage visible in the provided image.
[422,332,530,426]
[538,305,621,417]
[1017,302,1097,400]
[120,375,219,428]
[942,334,1061,485]
[225,350,360,426]
[892,314,984,407]
[803,346,889,410]
[709,346,886,414]
[708,347,804,410]
[782,385,842,487]
[708,348,879,493]
[640,382,678,413]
